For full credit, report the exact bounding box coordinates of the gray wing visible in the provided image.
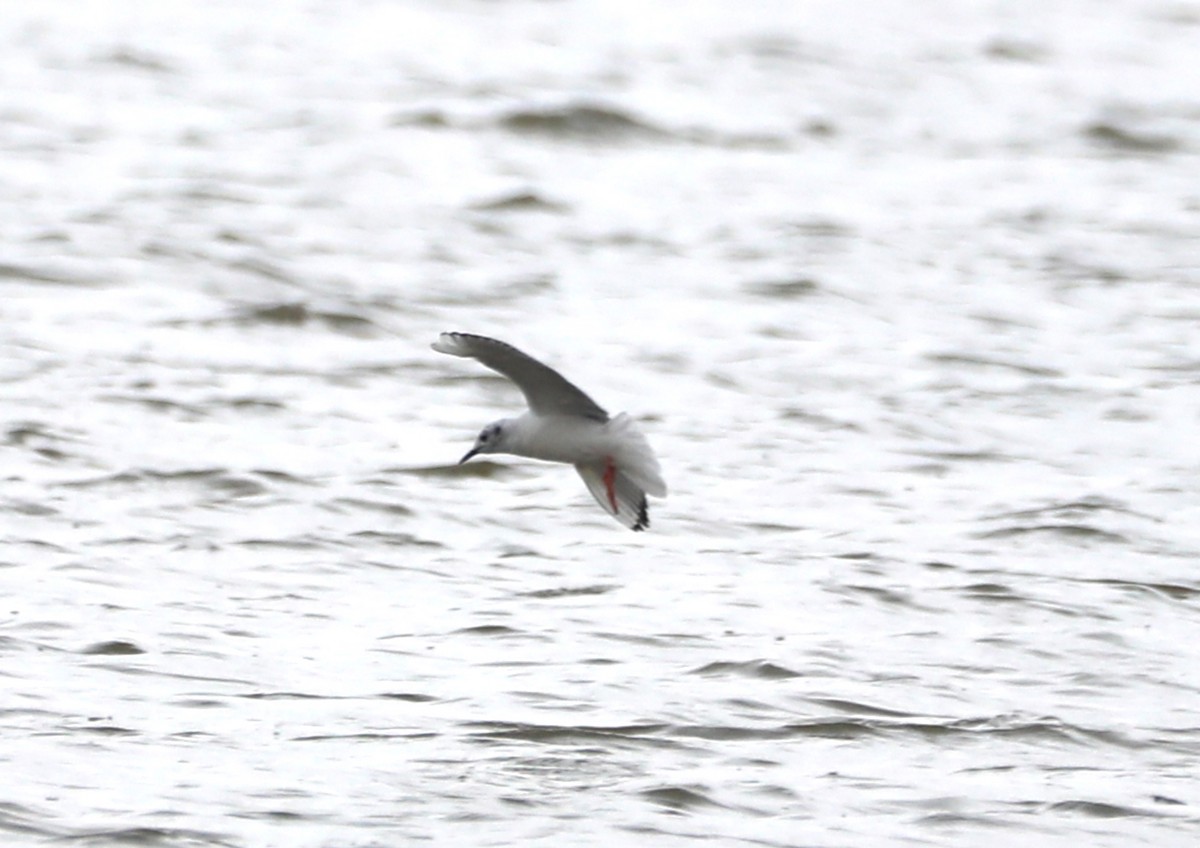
[432,332,609,421]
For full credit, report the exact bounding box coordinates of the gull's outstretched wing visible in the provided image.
[432,332,609,421]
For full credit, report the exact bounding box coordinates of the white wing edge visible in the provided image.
[432,333,469,356]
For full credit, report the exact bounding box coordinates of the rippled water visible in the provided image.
[3,1,1199,845]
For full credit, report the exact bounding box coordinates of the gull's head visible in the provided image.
[459,419,511,464]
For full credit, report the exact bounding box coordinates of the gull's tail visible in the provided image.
[575,413,666,532]
[576,462,652,531]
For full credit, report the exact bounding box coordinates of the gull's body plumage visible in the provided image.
[432,332,666,531]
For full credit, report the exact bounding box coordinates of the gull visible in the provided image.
[432,332,667,531]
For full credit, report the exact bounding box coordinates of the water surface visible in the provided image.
[2,1,1199,846]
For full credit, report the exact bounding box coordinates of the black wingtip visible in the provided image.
[631,496,650,532]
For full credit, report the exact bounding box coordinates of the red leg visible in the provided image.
[602,458,619,513]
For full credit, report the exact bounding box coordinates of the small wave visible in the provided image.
[79,640,146,656]
[53,826,232,846]
[653,714,1155,748]
[348,530,441,549]
[239,692,439,707]
[378,692,438,703]
[975,524,1129,544]
[393,460,518,480]
[465,721,672,746]
[330,497,415,517]
[984,37,1051,62]
[1084,121,1181,155]
[744,277,821,299]
[642,785,726,812]
[1046,799,1171,819]
[97,394,208,418]
[941,715,1148,749]
[844,584,930,609]
[218,302,381,337]
[808,698,915,718]
[689,660,802,680]
[591,631,693,648]
[518,584,618,599]
[234,536,330,551]
[497,103,666,142]
[916,810,1015,829]
[959,581,1025,600]
[909,449,1015,463]
[1151,794,1186,806]
[394,102,794,148]
[925,351,1063,378]
[3,498,59,517]
[388,107,454,129]
[984,496,1153,522]
[0,800,60,841]
[59,468,271,500]
[452,625,524,636]
[1089,579,1200,601]
[96,48,175,74]
[65,724,139,737]
[975,498,1149,546]
[672,721,881,742]
[218,397,288,412]
[469,190,568,213]
[0,261,102,287]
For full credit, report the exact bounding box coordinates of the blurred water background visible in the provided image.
[2,1,1199,845]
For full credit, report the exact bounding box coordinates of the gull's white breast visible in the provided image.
[508,414,614,464]
[507,412,667,498]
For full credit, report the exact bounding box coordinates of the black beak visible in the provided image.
[459,447,480,465]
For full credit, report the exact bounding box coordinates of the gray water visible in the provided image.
[3,1,1199,846]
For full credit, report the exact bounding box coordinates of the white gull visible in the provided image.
[432,332,667,531]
